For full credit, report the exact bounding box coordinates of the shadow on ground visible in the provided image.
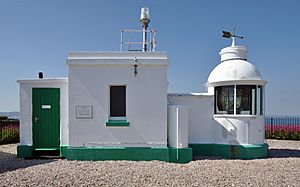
[0,151,56,174]
[268,149,300,158]
[192,156,223,160]
[192,148,300,160]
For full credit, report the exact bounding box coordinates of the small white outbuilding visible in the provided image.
[17,78,69,157]
[17,8,268,162]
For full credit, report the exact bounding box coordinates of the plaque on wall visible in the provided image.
[76,105,93,119]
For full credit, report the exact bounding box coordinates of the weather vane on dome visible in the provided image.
[222,27,244,47]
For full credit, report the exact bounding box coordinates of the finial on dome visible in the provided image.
[222,28,244,47]
[231,37,236,47]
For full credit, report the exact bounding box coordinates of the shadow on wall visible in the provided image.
[0,151,55,174]
[214,117,238,143]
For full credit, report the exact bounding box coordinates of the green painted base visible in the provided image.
[17,144,69,158]
[66,146,193,163]
[17,143,267,160]
[169,147,193,163]
[60,145,69,157]
[67,147,169,161]
[189,143,268,159]
[17,145,33,158]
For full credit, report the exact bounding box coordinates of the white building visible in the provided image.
[17,8,267,163]
[169,39,267,159]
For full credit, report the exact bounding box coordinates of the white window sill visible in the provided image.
[213,114,264,118]
[109,117,127,120]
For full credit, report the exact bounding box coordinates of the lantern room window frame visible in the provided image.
[214,85,264,116]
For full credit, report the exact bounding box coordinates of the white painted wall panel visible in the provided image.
[168,94,265,145]
[168,105,188,148]
[18,79,69,146]
[68,61,168,147]
[213,116,265,145]
[168,94,215,143]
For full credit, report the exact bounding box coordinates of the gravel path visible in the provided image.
[0,140,299,187]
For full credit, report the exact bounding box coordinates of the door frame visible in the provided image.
[32,87,60,150]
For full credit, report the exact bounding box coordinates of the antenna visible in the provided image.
[120,8,157,52]
[222,28,244,46]
[140,7,150,52]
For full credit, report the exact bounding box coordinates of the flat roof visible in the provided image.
[68,51,168,59]
[67,51,168,66]
[168,92,213,96]
[17,77,68,84]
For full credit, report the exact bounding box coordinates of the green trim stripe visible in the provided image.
[17,144,69,158]
[67,147,169,161]
[106,120,129,127]
[189,143,268,159]
[17,143,267,161]
[169,147,193,163]
[17,145,33,158]
[34,148,59,151]
[60,145,69,157]
[66,146,193,163]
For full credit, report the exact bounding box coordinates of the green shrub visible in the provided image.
[0,128,19,144]
[0,119,20,144]
[265,130,300,140]
[0,116,8,120]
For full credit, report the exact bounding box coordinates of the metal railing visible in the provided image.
[120,29,157,52]
[0,119,19,144]
[265,116,300,140]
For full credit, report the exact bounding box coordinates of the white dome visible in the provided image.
[220,45,247,62]
[207,45,266,86]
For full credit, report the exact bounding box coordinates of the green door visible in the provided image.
[32,88,60,150]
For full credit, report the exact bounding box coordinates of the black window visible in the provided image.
[214,85,263,115]
[215,86,234,114]
[236,85,256,115]
[110,86,126,117]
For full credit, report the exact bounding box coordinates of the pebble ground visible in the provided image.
[0,139,299,187]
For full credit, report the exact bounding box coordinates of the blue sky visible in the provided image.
[0,0,299,115]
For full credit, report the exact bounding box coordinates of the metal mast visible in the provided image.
[140,7,150,52]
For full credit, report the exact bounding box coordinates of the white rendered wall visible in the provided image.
[68,57,168,147]
[168,94,215,144]
[167,105,188,148]
[18,78,69,146]
[213,116,265,145]
[168,94,265,145]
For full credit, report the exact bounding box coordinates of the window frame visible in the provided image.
[214,85,264,116]
[257,85,264,115]
[235,85,257,115]
[109,85,126,118]
[107,85,129,127]
[215,86,234,114]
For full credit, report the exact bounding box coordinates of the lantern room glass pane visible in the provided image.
[236,85,256,115]
[215,86,234,114]
[257,85,263,115]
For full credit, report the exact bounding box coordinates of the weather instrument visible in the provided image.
[222,28,244,46]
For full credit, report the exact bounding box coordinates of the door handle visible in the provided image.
[34,117,39,123]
